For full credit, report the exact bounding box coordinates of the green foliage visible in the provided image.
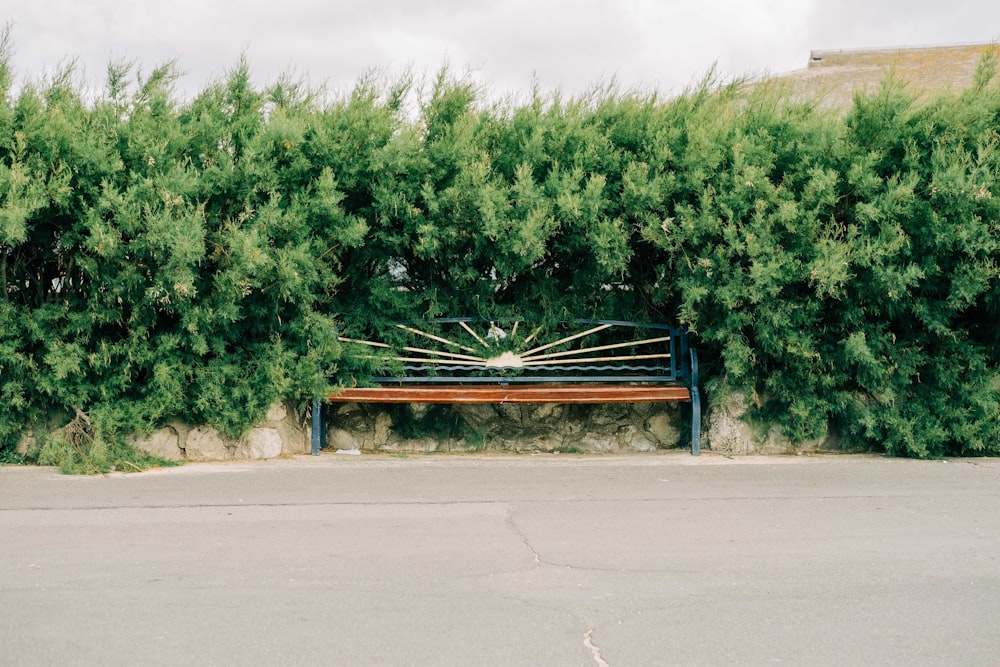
[0,35,998,461]
[34,410,179,474]
[640,66,1000,457]
[0,445,24,465]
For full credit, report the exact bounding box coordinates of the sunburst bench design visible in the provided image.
[314,318,701,455]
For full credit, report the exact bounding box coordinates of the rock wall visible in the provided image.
[325,402,687,453]
[128,402,311,462]
[129,390,845,460]
[703,388,842,454]
[18,390,844,463]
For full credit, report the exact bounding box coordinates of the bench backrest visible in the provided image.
[338,318,690,385]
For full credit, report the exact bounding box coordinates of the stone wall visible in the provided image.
[325,402,687,453]
[130,392,843,460]
[16,392,845,463]
[128,402,311,462]
[702,388,842,455]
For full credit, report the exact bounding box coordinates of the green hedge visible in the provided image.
[1,33,998,457]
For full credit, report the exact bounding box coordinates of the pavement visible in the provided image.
[1,452,999,666]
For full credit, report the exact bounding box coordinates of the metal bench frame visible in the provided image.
[312,318,701,455]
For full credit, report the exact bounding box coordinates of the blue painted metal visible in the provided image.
[321,408,327,451]
[311,397,322,456]
[398,317,675,330]
[367,319,686,384]
[689,348,701,456]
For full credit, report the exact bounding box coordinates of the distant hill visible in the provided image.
[765,43,997,107]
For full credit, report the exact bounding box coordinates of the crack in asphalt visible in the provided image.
[584,628,610,667]
[503,507,662,574]
[965,460,1000,472]
[505,507,542,567]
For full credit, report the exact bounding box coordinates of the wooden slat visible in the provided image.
[520,324,612,358]
[395,324,477,353]
[459,320,491,349]
[328,384,691,404]
[522,335,672,361]
[521,353,671,366]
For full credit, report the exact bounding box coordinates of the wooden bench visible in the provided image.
[312,318,701,455]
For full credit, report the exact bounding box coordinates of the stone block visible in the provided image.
[327,428,362,452]
[703,389,754,455]
[274,421,308,455]
[185,427,231,462]
[645,411,681,446]
[16,431,38,457]
[522,403,563,424]
[704,388,838,455]
[589,403,629,426]
[393,436,443,453]
[629,402,655,419]
[265,402,287,423]
[236,427,283,459]
[629,435,657,452]
[619,424,659,452]
[334,403,369,429]
[574,432,619,453]
[453,404,497,430]
[129,427,184,461]
[759,424,835,455]
[494,402,522,425]
[371,412,393,448]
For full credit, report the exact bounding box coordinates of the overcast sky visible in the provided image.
[4,0,1000,102]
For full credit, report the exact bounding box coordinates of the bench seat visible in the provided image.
[329,384,692,404]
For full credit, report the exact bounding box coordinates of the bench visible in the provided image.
[312,318,701,455]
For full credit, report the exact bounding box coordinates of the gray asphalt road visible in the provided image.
[2,453,999,666]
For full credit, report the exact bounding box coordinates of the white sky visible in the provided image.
[4,0,1000,102]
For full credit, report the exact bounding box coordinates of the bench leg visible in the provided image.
[688,347,701,455]
[311,398,323,456]
[690,385,701,456]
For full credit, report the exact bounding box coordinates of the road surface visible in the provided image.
[2,452,998,665]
